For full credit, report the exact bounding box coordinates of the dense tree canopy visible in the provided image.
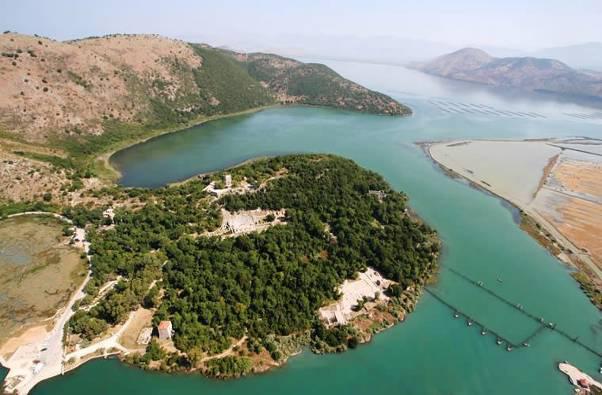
[69,155,438,357]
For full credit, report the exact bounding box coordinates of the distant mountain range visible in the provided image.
[533,43,602,71]
[416,48,602,100]
[182,33,459,66]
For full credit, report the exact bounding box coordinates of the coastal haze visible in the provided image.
[1,1,602,395]
[415,48,602,102]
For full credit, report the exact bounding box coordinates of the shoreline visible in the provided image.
[0,102,412,205]
[76,282,426,381]
[18,266,431,384]
[98,102,413,185]
[97,105,280,183]
[419,139,601,309]
[166,155,277,188]
[97,102,413,185]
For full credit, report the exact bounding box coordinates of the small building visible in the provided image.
[225,174,232,189]
[158,321,173,340]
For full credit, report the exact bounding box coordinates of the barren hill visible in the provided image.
[420,48,493,77]
[0,32,410,204]
[418,48,602,100]
[0,32,409,147]
[0,33,205,143]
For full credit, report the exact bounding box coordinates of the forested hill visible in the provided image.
[218,49,411,116]
[0,32,409,148]
[67,154,439,376]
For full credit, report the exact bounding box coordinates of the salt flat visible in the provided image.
[428,138,602,284]
[429,140,560,206]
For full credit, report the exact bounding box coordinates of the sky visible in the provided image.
[1,0,601,52]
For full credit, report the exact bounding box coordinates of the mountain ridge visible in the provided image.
[0,32,409,147]
[417,47,602,100]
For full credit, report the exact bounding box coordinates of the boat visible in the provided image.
[454,312,459,318]
[497,278,503,283]
[522,342,530,347]
[481,330,487,335]
[506,346,513,352]
[467,321,473,326]
[496,339,502,345]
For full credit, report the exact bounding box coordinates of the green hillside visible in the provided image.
[188,45,275,115]
[239,52,411,115]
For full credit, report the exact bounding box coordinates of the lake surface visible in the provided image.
[28,61,602,394]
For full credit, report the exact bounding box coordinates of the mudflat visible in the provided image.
[0,216,87,357]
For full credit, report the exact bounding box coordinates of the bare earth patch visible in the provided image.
[540,195,602,267]
[0,33,201,142]
[205,208,286,238]
[118,307,153,352]
[552,159,602,200]
[0,149,68,203]
[0,326,47,362]
[319,267,392,326]
[535,156,602,271]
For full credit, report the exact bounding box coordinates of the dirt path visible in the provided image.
[83,277,122,312]
[65,271,163,370]
[64,312,134,363]
[201,336,247,362]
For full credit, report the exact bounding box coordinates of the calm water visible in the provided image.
[27,62,602,394]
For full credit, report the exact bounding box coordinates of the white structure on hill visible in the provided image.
[158,321,173,340]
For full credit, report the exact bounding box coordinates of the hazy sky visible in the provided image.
[1,0,601,50]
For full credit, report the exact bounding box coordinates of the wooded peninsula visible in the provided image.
[59,154,439,377]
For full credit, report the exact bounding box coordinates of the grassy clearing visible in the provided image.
[0,201,58,219]
[12,151,75,170]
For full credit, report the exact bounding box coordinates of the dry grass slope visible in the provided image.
[0,33,202,143]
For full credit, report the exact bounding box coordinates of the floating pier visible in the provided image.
[425,288,518,348]
[426,266,602,358]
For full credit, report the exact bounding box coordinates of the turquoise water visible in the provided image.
[31,63,602,394]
